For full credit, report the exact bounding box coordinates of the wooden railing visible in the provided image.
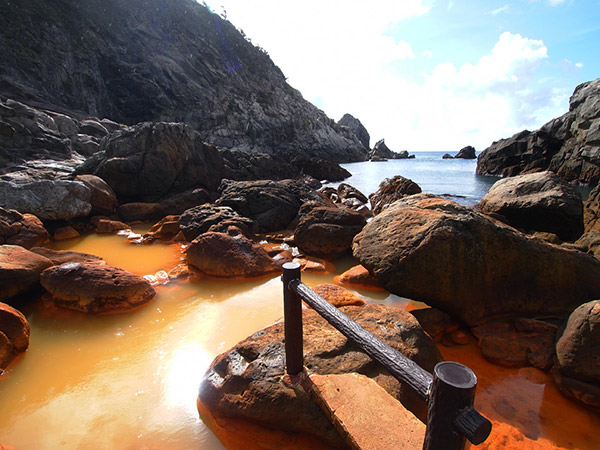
[282,262,492,450]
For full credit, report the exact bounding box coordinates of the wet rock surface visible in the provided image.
[199,303,442,446]
[0,244,53,301]
[479,171,584,241]
[30,247,106,266]
[353,194,600,325]
[40,263,156,313]
[185,230,279,278]
[0,302,30,370]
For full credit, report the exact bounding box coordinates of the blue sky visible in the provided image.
[203,0,600,152]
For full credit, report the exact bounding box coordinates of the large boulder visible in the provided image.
[0,245,53,301]
[368,175,422,215]
[199,303,441,446]
[0,302,30,370]
[74,174,118,216]
[185,231,279,278]
[83,122,224,202]
[216,178,322,232]
[352,194,600,325]
[479,171,584,241]
[0,180,91,220]
[40,263,156,313]
[554,300,600,409]
[0,208,49,249]
[294,206,366,259]
[179,204,254,241]
[477,78,600,185]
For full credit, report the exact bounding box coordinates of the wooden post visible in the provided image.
[282,262,303,375]
[423,361,491,450]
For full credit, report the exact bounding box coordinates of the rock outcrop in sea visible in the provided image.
[477,78,600,185]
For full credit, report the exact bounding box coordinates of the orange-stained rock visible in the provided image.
[306,373,425,449]
[0,207,49,249]
[313,284,365,307]
[353,194,600,325]
[368,175,422,215]
[40,263,156,313]
[336,264,382,290]
[0,302,30,369]
[0,244,53,301]
[95,218,129,234]
[186,231,279,278]
[472,318,558,370]
[143,215,181,241]
[30,247,105,266]
[199,303,442,446]
[271,249,293,267]
[410,307,458,342]
[53,226,79,241]
[294,256,334,273]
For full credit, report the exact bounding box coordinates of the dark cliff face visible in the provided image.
[476,78,600,185]
[0,0,366,162]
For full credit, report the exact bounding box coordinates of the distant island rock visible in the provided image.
[442,146,476,159]
[367,139,413,161]
[477,78,600,185]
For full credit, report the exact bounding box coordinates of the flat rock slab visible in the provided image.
[306,373,425,450]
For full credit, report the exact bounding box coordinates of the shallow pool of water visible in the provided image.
[0,232,598,449]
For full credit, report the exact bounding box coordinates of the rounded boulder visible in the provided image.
[40,263,156,313]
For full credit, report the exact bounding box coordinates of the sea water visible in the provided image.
[326,151,501,206]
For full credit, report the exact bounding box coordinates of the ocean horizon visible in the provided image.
[326,151,500,206]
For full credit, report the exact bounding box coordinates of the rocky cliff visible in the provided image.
[477,78,600,186]
[0,0,367,162]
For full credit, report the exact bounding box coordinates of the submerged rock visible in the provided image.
[352,194,600,325]
[0,245,53,301]
[554,300,600,409]
[40,263,156,313]
[199,303,441,446]
[0,302,30,370]
[185,231,279,278]
[479,171,584,241]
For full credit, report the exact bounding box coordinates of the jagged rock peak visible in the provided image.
[0,0,366,162]
[338,113,370,149]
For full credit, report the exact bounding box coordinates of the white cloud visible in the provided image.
[576,62,584,68]
[201,2,566,152]
[547,0,567,5]
[490,4,510,15]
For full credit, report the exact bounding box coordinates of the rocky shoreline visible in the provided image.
[1,0,600,447]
